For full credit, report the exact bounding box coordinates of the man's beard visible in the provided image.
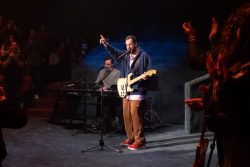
[130,47,136,54]
[105,67,112,72]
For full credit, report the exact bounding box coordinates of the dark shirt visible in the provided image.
[105,45,152,95]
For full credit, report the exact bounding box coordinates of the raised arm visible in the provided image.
[99,35,126,61]
[182,22,207,70]
[182,18,219,71]
[208,17,219,44]
[99,35,109,47]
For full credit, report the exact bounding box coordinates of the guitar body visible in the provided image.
[117,73,134,98]
[117,70,156,98]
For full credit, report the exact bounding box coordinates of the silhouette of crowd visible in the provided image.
[0,15,88,106]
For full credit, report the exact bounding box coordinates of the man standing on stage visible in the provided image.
[99,35,151,150]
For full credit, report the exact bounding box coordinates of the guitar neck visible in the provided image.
[199,119,207,142]
[129,74,145,85]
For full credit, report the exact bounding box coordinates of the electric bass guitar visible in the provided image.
[192,119,209,167]
[117,69,156,98]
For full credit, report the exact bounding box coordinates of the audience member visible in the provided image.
[0,87,27,166]
[24,29,45,100]
[183,3,250,167]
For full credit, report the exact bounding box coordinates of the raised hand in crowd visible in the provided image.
[182,17,219,43]
[208,17,219,43]
[182,22,197,41]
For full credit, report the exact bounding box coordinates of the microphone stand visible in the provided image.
[81,88,121,153]
[117,50,130,60]
[71,68,109,135]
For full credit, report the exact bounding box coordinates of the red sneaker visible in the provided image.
[127,142,146,150]
[121,139,134,146]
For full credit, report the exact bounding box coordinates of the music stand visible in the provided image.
[71,80,94,135]
[81,89,121,153]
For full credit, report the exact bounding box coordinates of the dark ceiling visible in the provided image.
[1,0,249,46]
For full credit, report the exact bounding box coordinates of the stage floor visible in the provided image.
[2,89,218,167]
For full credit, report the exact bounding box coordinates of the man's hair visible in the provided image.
[104,56,114,64]
[125,35,137,44]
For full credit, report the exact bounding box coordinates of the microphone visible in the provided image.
[117,50,131,60]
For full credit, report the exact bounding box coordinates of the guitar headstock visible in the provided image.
[146,69,157,76]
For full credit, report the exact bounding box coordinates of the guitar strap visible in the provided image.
[94,69,113,89]
[122,50,142,96]
[101,69,113,81]
[130,50,142,73]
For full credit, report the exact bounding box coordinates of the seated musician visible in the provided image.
[94,56,120,132]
